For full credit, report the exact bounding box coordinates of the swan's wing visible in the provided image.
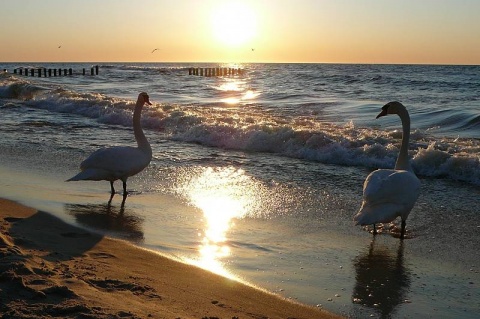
[80,146,150,176]
[354,169,420,224]
[362,169,420,205]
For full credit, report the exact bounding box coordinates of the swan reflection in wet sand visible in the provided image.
[65,202,144,242]
[352,239,411,319]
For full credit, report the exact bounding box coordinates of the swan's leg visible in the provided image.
[121,180,128,204]
[107,192,114,206]
[372,223,377,235]
[122,179,128,196]
[400,220,406,240]
[110,181,115,195]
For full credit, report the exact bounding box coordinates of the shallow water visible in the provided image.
[0,63,479,318]
[1,138,478,318]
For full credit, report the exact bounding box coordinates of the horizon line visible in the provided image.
[2,61,479,67]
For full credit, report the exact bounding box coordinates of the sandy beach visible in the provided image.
[0,198,341,319]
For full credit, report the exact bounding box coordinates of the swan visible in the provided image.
[354,101,420,239]
[67,92,153,199]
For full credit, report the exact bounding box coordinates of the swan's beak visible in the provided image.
[145,98,152,105]
[376,109,388,119]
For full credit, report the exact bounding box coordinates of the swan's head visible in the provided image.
[138,92,152,106]
[376,101,405,119]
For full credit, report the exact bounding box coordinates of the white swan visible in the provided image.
[354,101,420,239]
[67,92,153,198]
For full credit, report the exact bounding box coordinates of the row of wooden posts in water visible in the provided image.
[3,65,242,77]
[3,65,100,77]
[188,67,244,77]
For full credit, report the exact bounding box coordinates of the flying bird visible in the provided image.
[354,101,421,239]
[151,48,159,53]
[67,93,153,201]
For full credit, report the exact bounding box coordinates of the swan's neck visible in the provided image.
[133,104,152,155]
[395,108,412,171]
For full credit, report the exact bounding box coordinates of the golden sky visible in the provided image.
[1,0,479,64]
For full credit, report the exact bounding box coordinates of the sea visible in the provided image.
[0,62,479,318]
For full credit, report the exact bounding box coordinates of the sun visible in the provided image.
[211,2,257,47]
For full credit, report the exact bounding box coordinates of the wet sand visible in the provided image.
[0,198,341,319]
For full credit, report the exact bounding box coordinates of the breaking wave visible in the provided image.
[1,74,478,186]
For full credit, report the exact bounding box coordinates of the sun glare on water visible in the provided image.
[183,167,259,277]
[211,2,257,47]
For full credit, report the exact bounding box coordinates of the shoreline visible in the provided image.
[0,198,341,319]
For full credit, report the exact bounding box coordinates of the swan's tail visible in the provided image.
[66,171,86,182]
[66,169,110,182]
[354,202,401,225]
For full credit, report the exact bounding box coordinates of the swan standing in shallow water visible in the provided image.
[354,101,421,239]
[67,92,153,200]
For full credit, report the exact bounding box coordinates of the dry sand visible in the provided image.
[0,198,341,319]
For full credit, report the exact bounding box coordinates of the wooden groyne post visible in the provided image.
[11,65,100,77]
[188,67,244,77]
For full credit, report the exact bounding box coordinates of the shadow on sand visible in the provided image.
[9,210,103,262]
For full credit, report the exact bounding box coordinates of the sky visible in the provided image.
[1,0,479,64]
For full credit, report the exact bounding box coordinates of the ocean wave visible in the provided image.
[102,64,192,74]
[0,75,46,100]
[463,114,480,130]
[1,75,479,186]
[414,143,480,185]
[172,122,480,186]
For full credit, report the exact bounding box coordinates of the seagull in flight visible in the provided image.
[58,45,62,49]
[151,48,159,53]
